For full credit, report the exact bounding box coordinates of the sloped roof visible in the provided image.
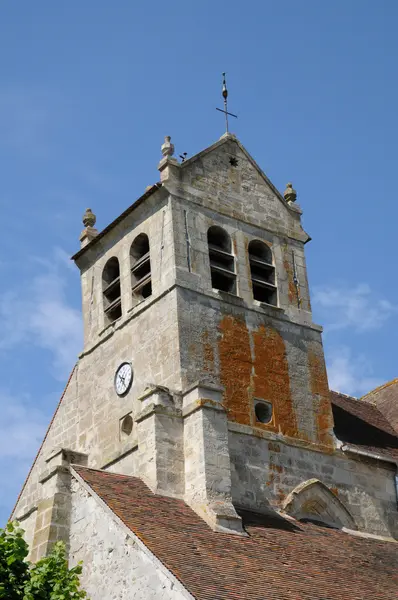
[74,466,398,600]
[331,391,398,461]
[361,379,398,434]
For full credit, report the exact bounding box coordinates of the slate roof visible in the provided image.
[74,466,398,600]
[331,391,398,461]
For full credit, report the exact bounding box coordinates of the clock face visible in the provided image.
[114,362,133,396]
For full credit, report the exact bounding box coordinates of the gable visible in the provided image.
[282,479,357,530]
[176,134,308,242]
[70,474,191,600]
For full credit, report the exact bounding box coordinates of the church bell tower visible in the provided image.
[70,132,334,533]
[12,130,335,555]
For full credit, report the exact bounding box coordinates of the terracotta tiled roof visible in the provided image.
[331,391,398,462]
[74,466,398,600]
[361,379,398,434]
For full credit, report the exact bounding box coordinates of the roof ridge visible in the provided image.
[331,389,392,414]
[360,378,398,402]
[331,390,358,400]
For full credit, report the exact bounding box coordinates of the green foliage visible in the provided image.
[24,541,86,600]
[0,521,30,600]
[0,524,88,600]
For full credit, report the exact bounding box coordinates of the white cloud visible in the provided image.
[313,282,394,396]
[0,390,48,525]
[0,391,47,460]
[326,346,383,397]
[0,248,78,524]
[0,249,82,380]
[313,283,396,333]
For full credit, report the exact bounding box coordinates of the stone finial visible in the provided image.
[82,207,96,228]
[80,207,99,248]
[284,182,297,203]
[161,136,174,158]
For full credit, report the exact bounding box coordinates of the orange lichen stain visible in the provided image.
[282,243,308,308]
[308,349,334,448]
[303,271,312,312]
[276,488,286,503]
[330,487,339,497]
[252,325,298,438]
[195,399,224,410]
[232,236,238,257]
[269,463,284,474]
[202,330,215,374]
[218,315,252,425]
[244,238,253,292]
[268,442,281,453]
[188,342,197,359]
[267,447,285,501]
[266,472,275,486]
[282,249,297,305]
[287,266,298,304]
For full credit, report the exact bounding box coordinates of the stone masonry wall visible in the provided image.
[13,190,183,521]
[176,286,334,449]
[69,479,191,600]
[12,288,181,521]
[18,509,37,559]
[171,182,312,324]
[229,430,398,539]
[78,189,174,348]
[178,137,306,244]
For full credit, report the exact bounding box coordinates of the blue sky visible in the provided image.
[1,1,397,525]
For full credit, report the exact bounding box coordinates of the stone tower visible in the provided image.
[13,133,346,556]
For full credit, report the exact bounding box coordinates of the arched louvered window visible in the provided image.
[248,240,277,306]
[131,233,152,301]
[103,257,122,323]
[207,226,236,294]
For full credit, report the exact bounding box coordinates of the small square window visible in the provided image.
[254,400,273,424]
[119,413,133,440]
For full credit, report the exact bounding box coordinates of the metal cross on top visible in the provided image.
[216,72,238,133]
